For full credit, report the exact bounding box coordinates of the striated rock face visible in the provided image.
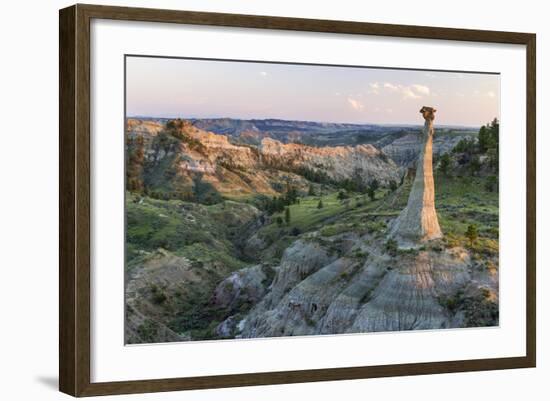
[238,240,338,338]
[262,240,336,305]
[126,119,164,137]
[237,235,497,338]
[126,118,401,198]
[187,128,257,169]
[212,264,273,311]
[221,240,338,338]
[183,126,401,186]
[389,107,442,246]
[350,249,470,332]
[212,264,274,338]
[260,138,400,184]
[382,133,471,167]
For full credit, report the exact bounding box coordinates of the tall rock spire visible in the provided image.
[389,106,442,246]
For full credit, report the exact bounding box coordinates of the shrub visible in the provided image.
[152,292,167,305]
[452,137,477,154]
[438,153,452,176]
[320,224,349,237]
[354,249,369,259]
[364,179,379,201]
[365,220,387,234]
[150,284,167,304]
[366,187,376,201]
[385,238,398,256]
[465,224,479,246]
[337,190,349,200]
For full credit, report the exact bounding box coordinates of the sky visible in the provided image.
[126,56,500,127]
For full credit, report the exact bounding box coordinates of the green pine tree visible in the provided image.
[465,224,479,246]
[367,179,379,200]
[438,153,451,176]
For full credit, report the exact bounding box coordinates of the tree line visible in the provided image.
[437,118,499,184]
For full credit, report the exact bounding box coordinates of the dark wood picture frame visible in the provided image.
[59,3,536,397]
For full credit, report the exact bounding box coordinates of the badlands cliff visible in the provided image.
[126,118,401,198]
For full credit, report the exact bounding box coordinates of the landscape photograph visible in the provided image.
[124,56,500,344]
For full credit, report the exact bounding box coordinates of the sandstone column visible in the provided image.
[389,106,442,246]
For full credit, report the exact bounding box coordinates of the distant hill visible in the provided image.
[128,116,476,168]
[191,117,421,148]
[126,118,401,201]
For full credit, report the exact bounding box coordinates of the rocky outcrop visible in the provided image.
[126,119,164,142]
[350,248,471,332]
[389,107,442,246]
[212,264,273,311]
[183,126,401,187]
[382,133,473,167]
[260,138,400,184]
[126,118,474,170]
[126,228,498,342]
[126,118,401,199]
[212,264,274,338]
[263,240,336,304]
[237,234,497,338]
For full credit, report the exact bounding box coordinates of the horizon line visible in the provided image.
[126,115,485,129]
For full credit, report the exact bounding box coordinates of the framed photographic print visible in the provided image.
[59,4,536,397]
